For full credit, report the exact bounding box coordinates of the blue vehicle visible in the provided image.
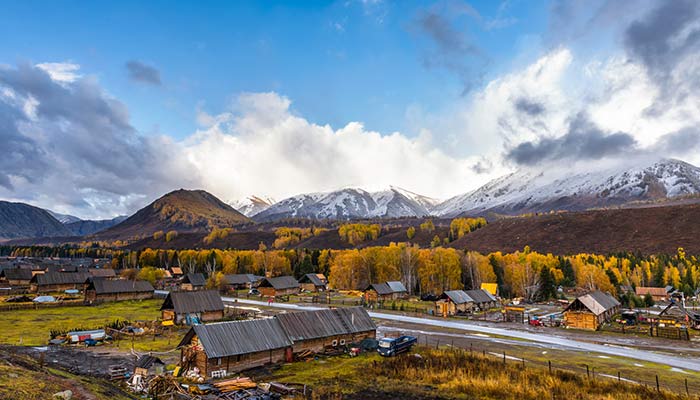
[377,335,417,357]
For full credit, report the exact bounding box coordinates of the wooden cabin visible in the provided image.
[222,274,261,290]
[30,272,90,293]
[87,268,117,279]
[276,307,376,353]
[299,273,328,292]
[363,281,408,302]
[635,287,668,302]
[178,318,294,378]
[0,268,34,286]
[177,307,375,378]
[258,276,300,297]
[464,289,499,310]
[564,291,620,330]
[160,290,225,325]
[180,273,206,291]
[435,290,474,316]
[84,279,154,302]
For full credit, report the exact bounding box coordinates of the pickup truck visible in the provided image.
[377,335,417,357]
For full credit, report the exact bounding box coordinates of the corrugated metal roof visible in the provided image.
[33,272,90,286]
[464,289,497,304]
[161,290,224,314]
[367,281,407,295]
[183,318,293,358]
[276,307,376,341]
[299,274,326,287]
[182,273,206,286]
[260,276,299,290]
[441,290,474,304]
[89,279,154,294]
[88,268,116,278]
[0,268,33,281]
[566,291,620,316]
[635,287,667,297]
[386,281,407,293]
[223,274,260,285]
[135,355,164,369]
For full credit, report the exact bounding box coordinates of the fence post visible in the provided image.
[503,351,506,365]
[435,339,439,349]
[586,365,589,379]
[548,360,552,374]
[685,378,689,397]
[617,371,620,382]
[656,375,660,392]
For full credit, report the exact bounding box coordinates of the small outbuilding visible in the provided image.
[84,279,154,302]
[160,290,225,325]
[223,274,262,290]
[258,276,300,297]
[635,287,668,302]
[435,290,474,316]
[464,289,498,310]
[564,291,620,330]
[134,355,165,377]
[299,273,328,292]
[364,281,408,302]
[180,273,206,291]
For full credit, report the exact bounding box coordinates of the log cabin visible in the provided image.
[84,279,154,302]
[30,271,90,293]
[258,276,300,297]
[564,291,620,330]
[180,273,206,291]
[435,290,474,316]
[160,290,225,325]
[298,273,328,292]
[363,281,408,303]
[464,289,499,310]
[0,268,34,286]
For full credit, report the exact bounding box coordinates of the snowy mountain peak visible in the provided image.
[433,158,700,217]
[230,195,276,217]
[48,210,82,224]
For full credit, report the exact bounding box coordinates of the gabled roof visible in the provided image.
[88,279,154,294]
[635,287,667,297]
[182,273,206,286]
[171,267,183,275]
[88,268,117,278]
[276,307,375,341]
[259,276,299,290]
[464,289,497,304]
[32,272,90,286]
[179,318,293,358]
[565,291,620,316]
[135,355,164,369]
[223,274,260,286]
[160,290,224,314]
[366,281,407,295]
[299,273,327,286]
[0,268,34,281]
[386,281,407,293]
[440,290,474,305]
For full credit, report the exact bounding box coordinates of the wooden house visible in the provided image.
[299,274,328,292]
[222,274,261,290]
[30,272,90,293]
[258,276,300,297]
[84,279,154,303]
[635,287,668,302]
[177,307,375,378]
[464,289,498,310]
[178,318,294,378]
[564,291,620,330]
[363,281,408,302]
[0,268,34,286]
[88,268,117,279]
[181,273,206,291]
[435,290,474,316]
[160,290,225,325]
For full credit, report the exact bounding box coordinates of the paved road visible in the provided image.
[223,297,700,372]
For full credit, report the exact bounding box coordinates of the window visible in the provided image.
[339,339,346,346]
[331,340,338,347]
[216,358,222,366]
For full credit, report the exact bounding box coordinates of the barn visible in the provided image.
[84,279,154,302]
[564,291,620,330]
[30,272,90,293]
[435,290,474,316]
[177,307,375,378]
[160,290,225,325]
[298,273,328,292]
[178,318,294,378]
[258,276,300,297]
[276,307,376,353]
[180,273,206,291]
[364,281,408,302]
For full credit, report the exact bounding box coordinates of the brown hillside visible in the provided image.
[449,203,700,255]
[94,189,250,240]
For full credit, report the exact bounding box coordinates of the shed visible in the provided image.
[160,290,225,324]
[299,274,328,292]
[178,318,293,378]
[276,307,376,352]
[635,287,668,302]
[84,279,154,302]
[30,272,90,293]
[436,290,474,316]
[464,289,498,310]
[364,281,408,302]
[181,273,206,291]
[258,276,300,297]
[134,355,165,377]
[564,291,620,330]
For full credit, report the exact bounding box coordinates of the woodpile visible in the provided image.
[213,377,257,393]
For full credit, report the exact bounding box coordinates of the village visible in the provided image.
[1,255,700,399]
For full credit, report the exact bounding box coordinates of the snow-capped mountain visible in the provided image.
[230,195,276,217]
[253,187,438,221]
[433,158,700,217]
[48,210,82,224]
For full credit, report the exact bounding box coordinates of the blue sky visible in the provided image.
[0,0,546,139]
[2,0,700,218]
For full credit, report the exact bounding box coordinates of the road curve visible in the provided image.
[223,297,700,372]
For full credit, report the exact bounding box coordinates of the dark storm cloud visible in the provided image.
[0,63,194,217]
[653,128,700,155]
[514,97,545,116]
[506,114,637,166]
[125,60,162,85]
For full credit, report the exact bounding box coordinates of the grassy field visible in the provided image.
[0,299,163,346]
[268,347,689,400]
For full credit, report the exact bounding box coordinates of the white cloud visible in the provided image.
[36,62,81,83]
